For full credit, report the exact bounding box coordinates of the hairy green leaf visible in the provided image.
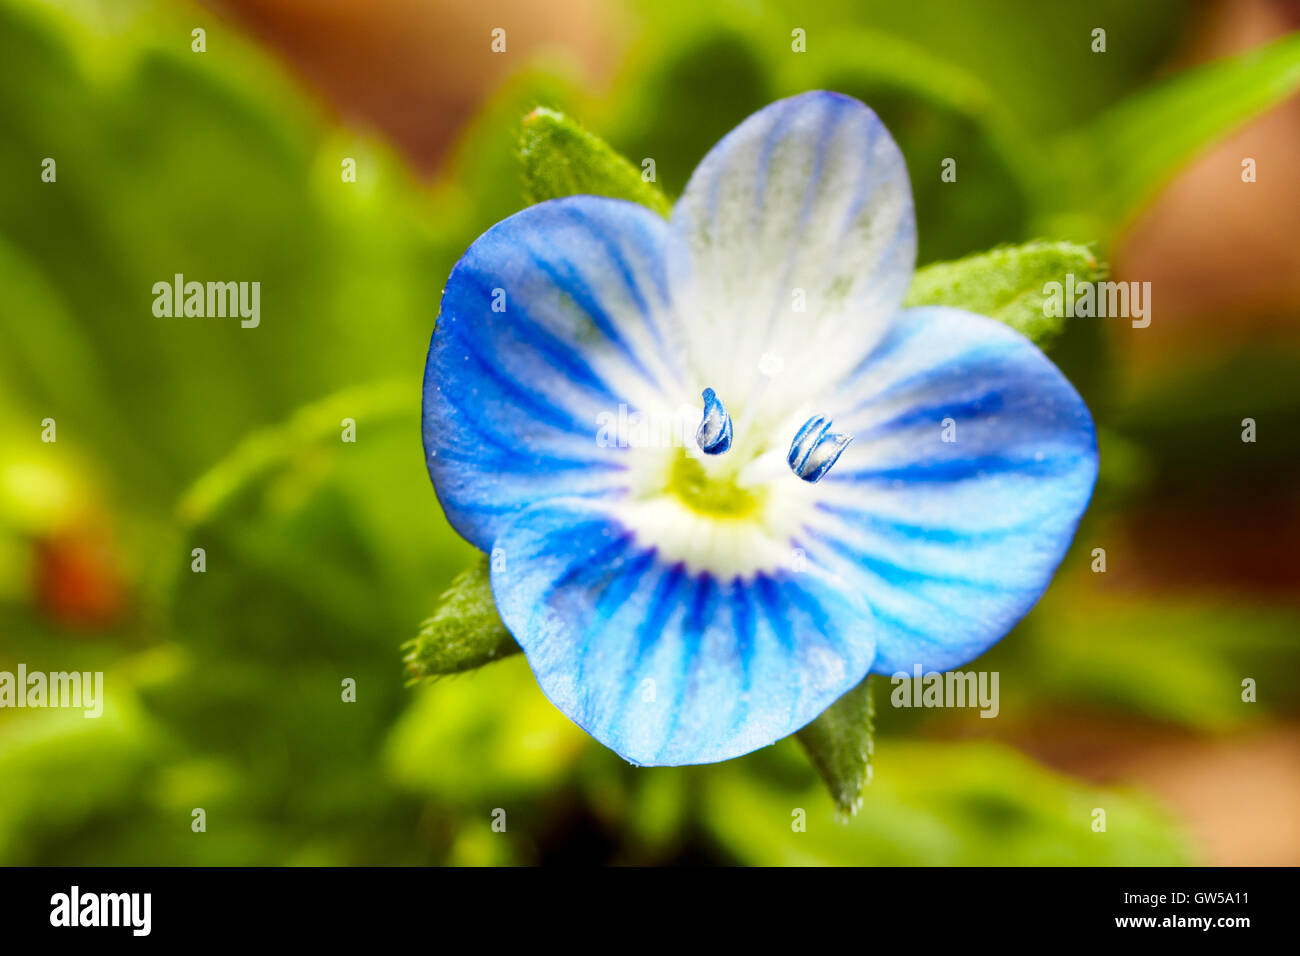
[404,555,519,680]
[905,240,1102,346]
[796,676,874,818]
[520,107,673,216]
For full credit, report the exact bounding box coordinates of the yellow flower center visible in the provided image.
[667,450,764,520]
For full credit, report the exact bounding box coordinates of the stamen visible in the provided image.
[787,415,852,482]
[695,387,733,455]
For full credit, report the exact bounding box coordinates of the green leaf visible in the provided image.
[520,107,673,217]
[1083,30,1300,225]
[404,555,519,680]
[795,676,874,818]
[904,240,1102,346]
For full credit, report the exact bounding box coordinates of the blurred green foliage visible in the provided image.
[704,739,1193,866]
[1,0,1297,865]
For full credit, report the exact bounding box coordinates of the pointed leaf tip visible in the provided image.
[404,554,519,681]
[519,107,673,217]
[796,676,875,818]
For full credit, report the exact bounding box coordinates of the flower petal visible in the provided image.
[801,306,1098,675]
[489,500,876,766]
[667,91,916,416]
[423,196,680,550]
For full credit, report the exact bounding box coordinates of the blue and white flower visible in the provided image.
[422,92,1098,766]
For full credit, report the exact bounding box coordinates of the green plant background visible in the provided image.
[1,0,1297,864]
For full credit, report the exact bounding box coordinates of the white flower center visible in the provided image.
[608,393,826,579]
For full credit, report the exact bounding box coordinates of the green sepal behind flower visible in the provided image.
[520,107,674,217]
[796,676,875,818]
[404,556,519,680]
[905,241,1102,347]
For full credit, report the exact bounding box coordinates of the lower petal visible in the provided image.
[489,501,876,766]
